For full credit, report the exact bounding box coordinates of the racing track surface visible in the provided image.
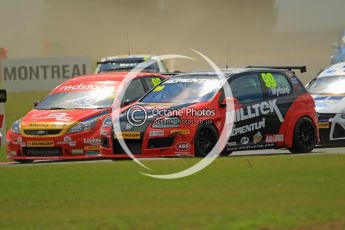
[234,145,345,156]
[1,146,345,166]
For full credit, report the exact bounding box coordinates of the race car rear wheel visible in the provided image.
[194,124,219,157]
[289,117,317,153]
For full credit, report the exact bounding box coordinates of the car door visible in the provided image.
[228,73,266,148]
[258,71,293,140]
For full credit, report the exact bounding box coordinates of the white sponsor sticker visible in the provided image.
[64,136,76,146]
[47,113,73,122]
[271,87,291,96]
[231,118,265,137]
[175,142,191,151]
[84,138,101,145]
[240,137,249,145]
[233,99,283,123]
[59,83,114,92]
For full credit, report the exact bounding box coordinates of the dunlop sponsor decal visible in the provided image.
[114,132,141,139]
[27,140,54,147]
[318,122,330,129]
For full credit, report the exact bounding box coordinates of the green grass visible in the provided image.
[0,154,345,229]
[0,91,49,162]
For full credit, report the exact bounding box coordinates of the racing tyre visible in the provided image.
[194,124,219,157]
[14,159,34,164]
[289,117,317,153]
[220,149,233,156]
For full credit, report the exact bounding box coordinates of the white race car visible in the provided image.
[95,54,169,74]
[307,62,345,144]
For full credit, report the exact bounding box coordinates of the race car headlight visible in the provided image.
[10,119,22,134]
[67,119,98,134]
[152,117,180,128]
[102,116,113,128]
[341,111,345,119]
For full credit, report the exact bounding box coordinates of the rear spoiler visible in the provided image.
[97,69,183,76]
[97,60,141,65]
[97,60,183,76]
[246,66,307,73]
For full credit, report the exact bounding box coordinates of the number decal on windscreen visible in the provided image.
[151,77,161,87]
[261,73,277,88]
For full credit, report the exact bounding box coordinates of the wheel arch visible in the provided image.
[278,114,318,148]
[277,93,319,148]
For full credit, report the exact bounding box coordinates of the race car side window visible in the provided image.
[122,78,146,104]
[260,73,292,97]
[229,74,263,104]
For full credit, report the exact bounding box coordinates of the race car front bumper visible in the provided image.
[6,131,102,161]
[318,113,345,144]
[100,128,196,158]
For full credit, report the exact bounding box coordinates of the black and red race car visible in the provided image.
[100,66,318,158]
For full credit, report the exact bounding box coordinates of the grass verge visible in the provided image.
[0,154,344,230]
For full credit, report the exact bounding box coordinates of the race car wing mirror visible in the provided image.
[0,89,7,103]
[122,99,137,107]
[220,97,241,108]
[33,101,40,107]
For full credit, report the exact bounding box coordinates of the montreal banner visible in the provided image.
[0,57,92,92]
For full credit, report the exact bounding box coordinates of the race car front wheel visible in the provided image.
[289,117,317,153]
[194,124,219,157]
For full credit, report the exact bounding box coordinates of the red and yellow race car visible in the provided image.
[6,72,166,163]
[100,67,318,158]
